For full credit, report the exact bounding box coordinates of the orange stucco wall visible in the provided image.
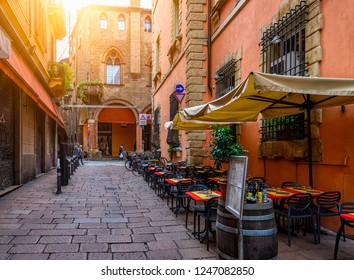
[153,0,189,160]
[154,0,354,234]
[112,123,136,156]
[206,0,354,233]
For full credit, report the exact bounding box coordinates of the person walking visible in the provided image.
[78,145,84,165]
[119,144,124,161]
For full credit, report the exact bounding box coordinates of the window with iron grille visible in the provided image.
[166,93,179,147]
[260,113,306,142]
[215,59,236,98]
[259,1,308,142]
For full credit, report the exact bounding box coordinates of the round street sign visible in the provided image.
[175,84,184,93]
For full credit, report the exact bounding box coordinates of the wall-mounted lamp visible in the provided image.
[214,73,224,80]
[271,35,282,44]
[28,45,36,56]
[121,123,127,128]
[341,105,346,113]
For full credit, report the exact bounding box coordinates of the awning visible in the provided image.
[0,48,64,127]
[173,72,354,126]
[171,71,354,186]
[169,112,237,131]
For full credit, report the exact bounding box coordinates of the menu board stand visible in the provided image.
[225,156,248,260]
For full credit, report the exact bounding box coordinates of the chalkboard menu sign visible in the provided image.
[225,156,248,219]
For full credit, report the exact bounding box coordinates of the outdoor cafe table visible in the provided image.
[185,190,221,239]
[266,186,324,230]
[186,190,221,202]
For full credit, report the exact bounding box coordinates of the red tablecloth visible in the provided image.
[165,178,194,185]
[340,213,354,220]
[186,190,221,202]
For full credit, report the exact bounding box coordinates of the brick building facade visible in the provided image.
[69,1,152,157]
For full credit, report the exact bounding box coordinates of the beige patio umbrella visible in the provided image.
[171,72,354,185]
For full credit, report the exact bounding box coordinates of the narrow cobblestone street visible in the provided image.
[0,161,353,260]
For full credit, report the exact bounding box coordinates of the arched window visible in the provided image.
[106,51,121,84]
[118,15,125,30]
[100,15,108,29]
[144,18,151,32]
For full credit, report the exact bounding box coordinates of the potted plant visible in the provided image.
[209,124,248,169]
[209,124,248,199]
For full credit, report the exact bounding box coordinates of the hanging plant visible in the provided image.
[209,124,248,169]
[48,61,74,90]
[76,81,104,102]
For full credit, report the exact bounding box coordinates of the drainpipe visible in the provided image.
[207,0,212,96]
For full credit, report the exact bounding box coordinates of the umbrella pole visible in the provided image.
[307,105,313,187]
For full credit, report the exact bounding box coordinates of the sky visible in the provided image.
[57,0,152,60]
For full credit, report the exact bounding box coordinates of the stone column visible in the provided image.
[185,0,207,164]
[88,119,98,151]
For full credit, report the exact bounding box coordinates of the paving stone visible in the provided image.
[131,234,156,243]
[10,235,41,244]
[72,235,96,243]
[44,243,80,253]
[88,252,113,260]
[113,252,147,260]
[28,229,87,236]
[0,244,12,253]
[110,228,132,235]
[0,236,14,244]
[80,243,108,252]
[8,244,45,254]
[132,226,162,234]
[48,253,87,260]
[87,228,111,235]
[147,240,177,250]
[0,224,22,230]
[178,247,218,259]
[39,235,73,243]
[0,253,11,260]
[154,232,191,241]
[111,243,148,252]
[74,218,100,223]
[102,217,129,223]
[97,234,132,243]
[20,224,56,230]
[161,225,188,233]
[145,249,182,260]
[10,253,49,260]
[79,223,108,229]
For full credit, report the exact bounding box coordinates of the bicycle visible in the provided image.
[125,154,135,171]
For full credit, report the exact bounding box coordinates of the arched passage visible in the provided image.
[97,105,137,157]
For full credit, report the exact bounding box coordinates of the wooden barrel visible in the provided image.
[216,198,278,260]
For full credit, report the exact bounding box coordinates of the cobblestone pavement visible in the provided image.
[0,161,353,260]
